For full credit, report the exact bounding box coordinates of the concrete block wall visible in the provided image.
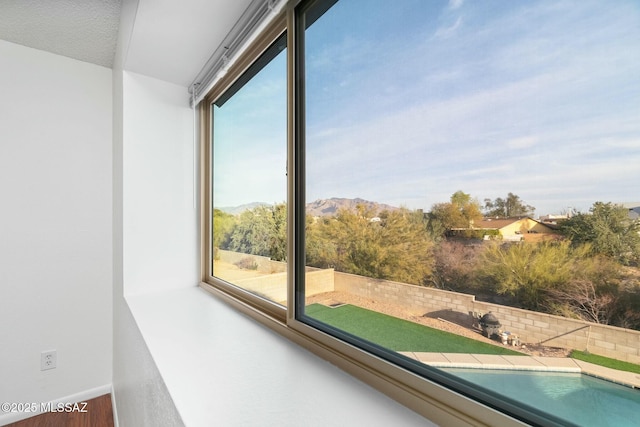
[217,250,274,272]
[233,268,335,302]
[334,272,475,324]
[217,249,286,273]
[235,272,288,302]
[472,302,640,364]
[214,253,640,363]
[305,268,336,296]
[335,272,640,363]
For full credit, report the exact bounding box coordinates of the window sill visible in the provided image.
[124,286,433,426]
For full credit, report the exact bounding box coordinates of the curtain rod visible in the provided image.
[188,0,285,107]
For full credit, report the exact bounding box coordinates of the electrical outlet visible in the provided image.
[41,350,57,371]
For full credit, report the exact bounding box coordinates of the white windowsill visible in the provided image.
[125,286,433,427]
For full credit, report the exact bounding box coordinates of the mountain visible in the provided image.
[306,197,400,217]
[218,198,401,217]
[217,202,270,215]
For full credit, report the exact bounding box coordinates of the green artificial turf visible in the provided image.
[570,350,640,374]
[305,303,521,355]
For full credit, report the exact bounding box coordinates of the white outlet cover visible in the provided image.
[40,350,57,371]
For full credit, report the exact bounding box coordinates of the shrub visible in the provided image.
[236,257,259,270]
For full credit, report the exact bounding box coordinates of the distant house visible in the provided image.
[538,213,572,224]
[621,202,640,221]
[451,217,559,242]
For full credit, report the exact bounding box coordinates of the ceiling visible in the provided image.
[0,0,121,68]
[0,0,254,87]
[125,0,253,87]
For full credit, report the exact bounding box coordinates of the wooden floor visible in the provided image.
[5,394,114,427]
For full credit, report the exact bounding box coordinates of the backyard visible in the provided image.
[305,303,521,355]
[305,290,571,358]
[305,298,640,376]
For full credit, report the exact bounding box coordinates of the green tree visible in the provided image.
[484,192,535,218]
[476,239,640,329]
[561,202,640,266]
[213,209,236,255]
[306,206,434,285]
[428,191,483,237]
[479,241,588,310]
[305,214,338,269]
[227,203,287,261]
[269,203,288,262]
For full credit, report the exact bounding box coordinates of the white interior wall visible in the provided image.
[0,39,113,425]
[121,71,198,297]
[111,1,187,422]
[112,67,195,426]
[112,297,184,426]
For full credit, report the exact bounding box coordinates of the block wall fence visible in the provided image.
[216,251,639,363]
[334,272,640,364]
[215,250,334,302]
[217,249,286,273]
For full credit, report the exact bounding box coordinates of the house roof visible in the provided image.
[471,217,529,230]
[450,216,560,232]
[621,202,640,209]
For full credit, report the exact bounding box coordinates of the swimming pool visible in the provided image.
[442,368,640,427]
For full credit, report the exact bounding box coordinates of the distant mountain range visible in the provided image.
[306,197,399,217]
[217,202,270,215]
[218,198,400,217]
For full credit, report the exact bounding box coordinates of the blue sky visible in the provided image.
[212,50,287,208]
[216,0,639,216]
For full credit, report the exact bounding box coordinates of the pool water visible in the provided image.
[443,368,640,427]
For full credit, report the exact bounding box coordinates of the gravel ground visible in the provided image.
[306,291,571,358]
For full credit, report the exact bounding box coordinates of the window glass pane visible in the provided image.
[212,36,287,306]
[300,0,640,424]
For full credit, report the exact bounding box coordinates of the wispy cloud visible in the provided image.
[433,17,462,39]
[306,41,640,213]
[449,0,464,10]
[226,1,640,216]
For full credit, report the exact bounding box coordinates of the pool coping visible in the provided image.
[399,352,640,389]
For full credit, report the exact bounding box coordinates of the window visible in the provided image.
[203,0,640,425]
[206,30,288,316]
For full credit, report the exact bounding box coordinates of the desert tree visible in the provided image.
[213,208,236,256]
[561,202,640,266]
[306,205,434,285]
[483,192,535,218]
[227,203,287,261]
[428,190,483,237]
[431,240,484,291]
[546,255,622,324]
[479,240,587,310]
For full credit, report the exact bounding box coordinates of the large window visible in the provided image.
[204,0,640,425]
[297,0,640,425]
[209,33,288,309]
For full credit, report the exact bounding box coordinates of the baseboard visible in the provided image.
[110,385,119,427]
[0,383,112,426]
